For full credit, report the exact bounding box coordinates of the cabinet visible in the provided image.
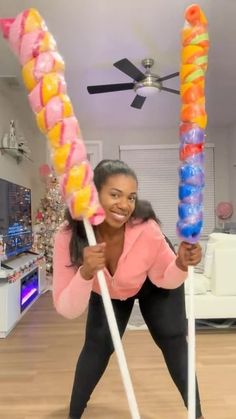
[0,252,46,338]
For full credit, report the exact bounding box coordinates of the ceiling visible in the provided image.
[0,0,236,131]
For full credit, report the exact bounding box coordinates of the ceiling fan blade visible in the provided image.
[87,82,134,94]
[158,72,179,82]
[161,86,180,95]
[130,95,146,109]
[113,58,145,82]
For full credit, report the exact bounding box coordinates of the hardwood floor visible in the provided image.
[0,291,236,419]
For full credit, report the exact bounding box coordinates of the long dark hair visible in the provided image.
[65,159,161,266]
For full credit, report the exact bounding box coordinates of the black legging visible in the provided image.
[69,280,202,418]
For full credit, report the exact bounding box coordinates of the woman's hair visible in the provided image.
[65,159,161,266]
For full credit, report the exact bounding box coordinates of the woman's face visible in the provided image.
[98,174,137,228]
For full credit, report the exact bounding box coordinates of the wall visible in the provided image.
[228,124,236,221]
[0,83,47,216]
[83,124,231,209]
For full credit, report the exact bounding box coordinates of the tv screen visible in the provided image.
[0,179,33,258]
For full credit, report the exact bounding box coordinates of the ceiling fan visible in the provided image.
[87,58,180,109]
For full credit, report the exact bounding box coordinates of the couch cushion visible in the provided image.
[184,272,210,295]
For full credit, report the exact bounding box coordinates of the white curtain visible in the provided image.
[120,144,215,243]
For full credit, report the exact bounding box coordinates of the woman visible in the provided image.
[53,159,203,418]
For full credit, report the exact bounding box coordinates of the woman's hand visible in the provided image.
[80,243,106,280]
[176,242,202,271]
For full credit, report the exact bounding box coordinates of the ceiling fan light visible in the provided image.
[135,76,161,97]
[135,85,159,97]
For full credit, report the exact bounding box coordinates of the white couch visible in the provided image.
[128,233,236,329]
[185,233,236,319]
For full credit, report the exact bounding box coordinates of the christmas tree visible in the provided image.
[33,165,65,274]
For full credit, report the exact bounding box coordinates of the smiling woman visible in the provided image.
[52,159,203,418]
[98,174,137,228]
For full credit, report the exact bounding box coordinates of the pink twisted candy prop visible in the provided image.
[0,10,140,418]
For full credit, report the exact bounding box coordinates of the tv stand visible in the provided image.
[0,252,46,338]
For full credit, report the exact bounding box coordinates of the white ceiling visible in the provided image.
[0,0,236,131]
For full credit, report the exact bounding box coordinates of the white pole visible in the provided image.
[188,265,196,419]
[83,218,140,419]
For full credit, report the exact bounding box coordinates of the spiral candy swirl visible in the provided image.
[0,9,104,223]
[177,4,209,243]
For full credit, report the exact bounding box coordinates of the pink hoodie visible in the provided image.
[53,219,187,319]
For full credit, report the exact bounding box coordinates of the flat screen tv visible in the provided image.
[0,178,33,259]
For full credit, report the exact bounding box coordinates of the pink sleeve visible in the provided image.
[147,221,187,289]
[52,228,94,319]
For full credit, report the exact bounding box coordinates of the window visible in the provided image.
[120,144,215,241]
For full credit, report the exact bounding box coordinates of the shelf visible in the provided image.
[0,147,32,163]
